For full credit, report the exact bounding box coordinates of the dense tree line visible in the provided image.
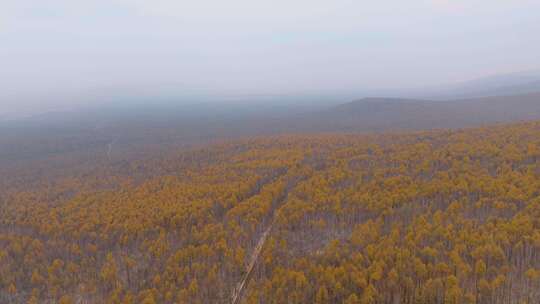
[2,121,540,303]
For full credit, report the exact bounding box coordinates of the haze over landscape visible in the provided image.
[2,0,540,116]
[2,1,540,304]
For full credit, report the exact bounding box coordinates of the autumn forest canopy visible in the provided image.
[2,118,540,303]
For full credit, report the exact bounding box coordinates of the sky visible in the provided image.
[1,0,540,115]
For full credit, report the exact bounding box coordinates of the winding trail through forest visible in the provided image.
[230,223,273,304]
[230,171,306,304]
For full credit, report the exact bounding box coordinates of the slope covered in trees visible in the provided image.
[2,121,540,303]
[4,91,540,170]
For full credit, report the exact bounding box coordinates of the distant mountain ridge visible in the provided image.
[368,70,540,100]
[2,79,540,166]
[312,91,540,131]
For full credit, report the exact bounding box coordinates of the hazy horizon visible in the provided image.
[2,0,540,115]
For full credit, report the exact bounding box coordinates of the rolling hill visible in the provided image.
[308,91,540,131]
[1,90,540,171]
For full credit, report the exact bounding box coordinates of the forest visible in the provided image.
[2,120,540,303]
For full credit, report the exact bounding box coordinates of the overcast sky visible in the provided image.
[1,0,540,114]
